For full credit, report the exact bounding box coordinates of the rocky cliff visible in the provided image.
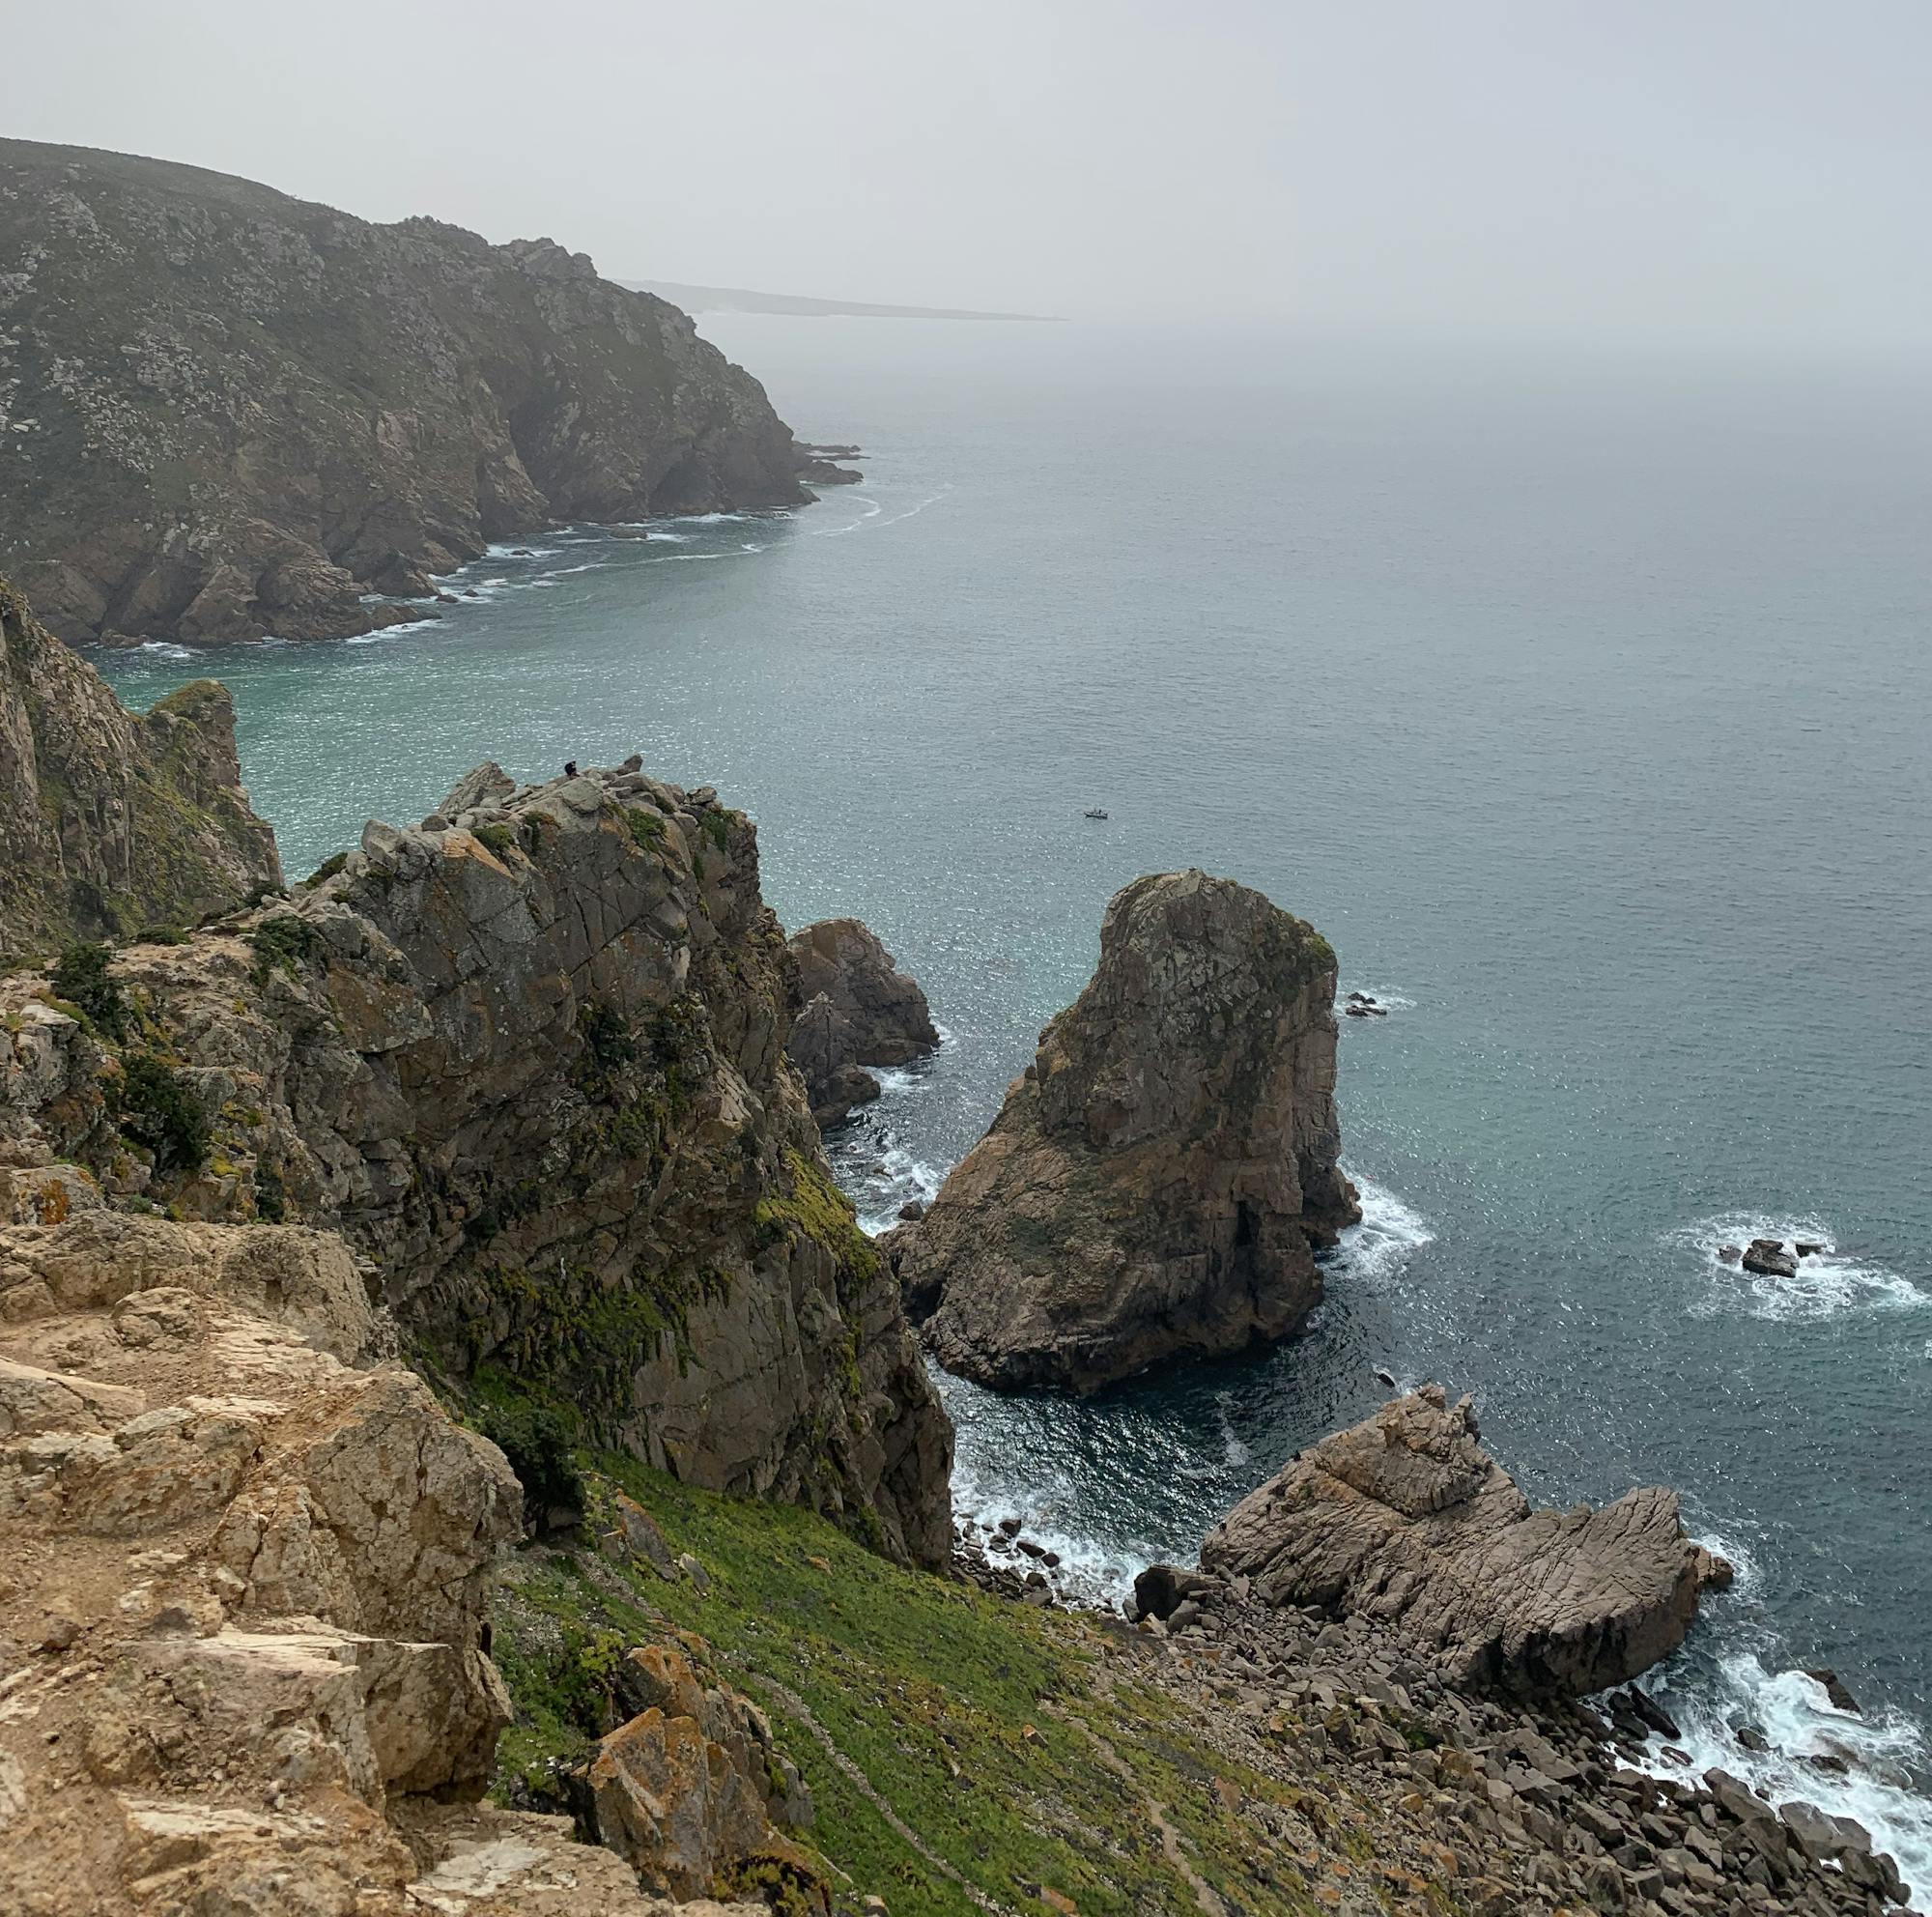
[890,870,1361,1393]
[0,758,951,1568]
[1195,1385,1734,1699]
[783,918,939,1128]
[0,139,812,644]
[0,574,281,958]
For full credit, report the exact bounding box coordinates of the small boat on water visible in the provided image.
[1084,807,1109,819]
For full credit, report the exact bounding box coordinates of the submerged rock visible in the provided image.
[890,870,1359,1393]
[783,917,938,1128]
[1201,1385,1732,1697]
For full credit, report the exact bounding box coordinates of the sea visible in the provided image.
[96,316,1932,1895]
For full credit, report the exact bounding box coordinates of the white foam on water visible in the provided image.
[132,641,199,662]
[484,541,563,559]
[678,511,748,525]
[1329,1173,1435,1289]
[545,561,609,576]
[1340,983,1417,1011]
[1670,1213,1925,1322]
[1627,1658,1932,1907]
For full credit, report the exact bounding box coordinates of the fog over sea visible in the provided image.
[98,316,1932,1894]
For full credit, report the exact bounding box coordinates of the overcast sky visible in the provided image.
[11,1,1929,348]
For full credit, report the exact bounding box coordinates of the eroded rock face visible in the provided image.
[0,576,281,958]
[1200,1385,1732,1697]
[890,871,1359,1393]
[0,1207,581,1916]
[0,139,809,646]
[1,761,952,1567]
[783,918,938,1128]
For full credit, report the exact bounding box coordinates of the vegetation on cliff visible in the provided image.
[0,138,811,644]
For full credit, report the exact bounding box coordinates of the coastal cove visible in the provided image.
[97,315,1932,1888]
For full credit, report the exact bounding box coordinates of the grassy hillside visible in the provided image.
[491,1453,1373,1916]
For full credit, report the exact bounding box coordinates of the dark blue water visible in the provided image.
[98,318,1932,1883]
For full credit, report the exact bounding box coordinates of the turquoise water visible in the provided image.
[99,318,1932,1884]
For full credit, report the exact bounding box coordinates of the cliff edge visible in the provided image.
[0,759,951,1567]
[0,574,281,958]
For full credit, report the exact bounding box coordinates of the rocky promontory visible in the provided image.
[1,758,952,1567]
[1195,1385,1734,1698]
[783,918,939,1127]
[0,575,281,957]
[890,870,1361,1392]
[0,139,814,645]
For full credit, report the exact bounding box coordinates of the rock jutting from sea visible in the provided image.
[0,137,844,646]
[783,917,939,1127]
[887,869,1361,1393]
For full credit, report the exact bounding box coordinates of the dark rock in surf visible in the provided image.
[783,918,938,1128]
[1743,1239,1799,1278]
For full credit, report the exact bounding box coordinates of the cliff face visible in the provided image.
[891,870,1360,1393]
[0,139,810,644]
[0,575,281,958]
[1,759,951,1567]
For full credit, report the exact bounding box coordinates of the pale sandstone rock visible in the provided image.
[1200,1385,1732,1697]
[0,1209,556,1917]
[892,871,1359,1392]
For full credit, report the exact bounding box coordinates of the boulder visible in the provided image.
[1200,1385,1732,1697]
[587,1641,820,1903]
[782,919,938,1128]
[890,871,1360,1393]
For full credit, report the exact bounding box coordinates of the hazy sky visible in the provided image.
[11,1,1930,347]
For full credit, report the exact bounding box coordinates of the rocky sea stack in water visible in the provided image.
[1198,1385,1733,1698]
[891,870,1360,1392]
[0,139,812,645]
[783,917,939,1127]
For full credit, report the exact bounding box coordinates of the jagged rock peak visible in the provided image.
[889,869,1360,1393]
[1199,1384,1734,1697]
[783,917,938,1129]
[0,137,810,645]
[0,573,281,958]
[0,756,952,1568]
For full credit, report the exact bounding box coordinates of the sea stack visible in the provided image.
[1196,1385,1733,1697]
[891,870,1360,1392]
[784,917,939,1127]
